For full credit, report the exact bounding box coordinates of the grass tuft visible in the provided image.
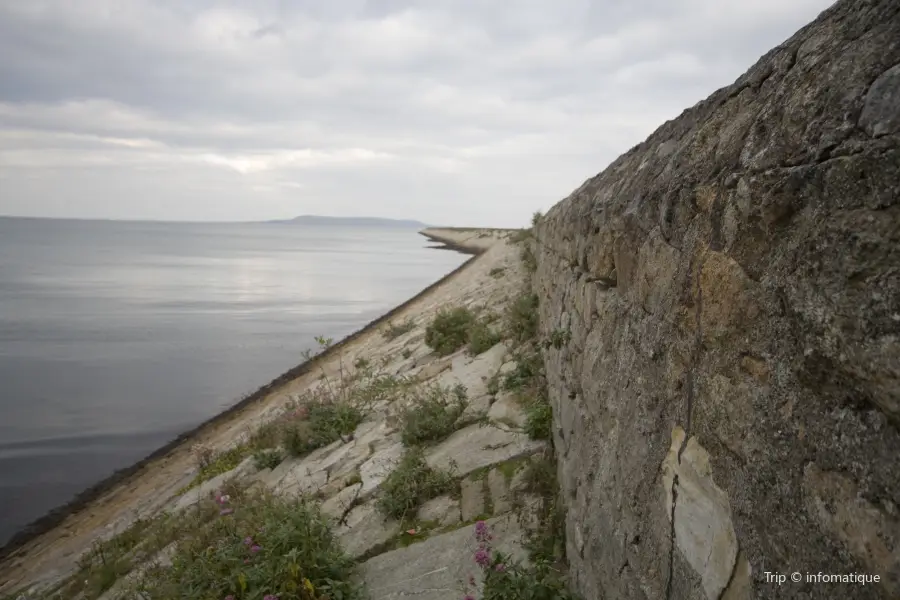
[399,384,468,446]
[377,448,455,521]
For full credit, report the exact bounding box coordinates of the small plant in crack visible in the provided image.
[377,448,455,521]
[399,383,469,446]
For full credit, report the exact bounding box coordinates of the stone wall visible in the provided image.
[531,0,899,598]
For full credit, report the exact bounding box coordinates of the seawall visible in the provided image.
[531,0,899,598]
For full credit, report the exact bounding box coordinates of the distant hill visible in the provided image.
[267,215,428,228]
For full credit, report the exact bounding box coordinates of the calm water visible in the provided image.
[0,217,465,545]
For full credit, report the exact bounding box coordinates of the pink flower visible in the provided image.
[251,545,262,553]
[474,548,491,567]
[495,563,506,572]
[468,574,475,586]
[263,595,278,600]
[243,536,253,545]
[225,596,235,600]
[463,596,475,600]
[220,508,234,516]
[244,558,251,564]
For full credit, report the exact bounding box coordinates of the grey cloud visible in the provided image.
[0,0,836,226]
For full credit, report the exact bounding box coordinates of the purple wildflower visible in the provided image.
[243,536,253,545]
[263,595,279,600]
[463,596,475,600]
[495,563,506,572]
[474,548,491,567]
[220,508,234,516]
[251,544,262,553]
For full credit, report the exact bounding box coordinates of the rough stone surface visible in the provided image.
[460,477,486,521]
[416,496,461,527]
[361,514,526,600]
[487,392,527,428]
[532,1,900,598]
[487,469,512,515]
[426,424,545,477]
[336,501,401,560]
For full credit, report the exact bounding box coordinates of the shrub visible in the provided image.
[524,401,553,441]
[531,210,544,227]
[543,329,571,350]
[464,521,578,600]
[252,449,284,470]
[383,318,416,341]
[247,421,281,451]
[505,293,539,343]
[467,319,502,356]
[520,244,537,273]
[425,307,475,356]
[501,351,544,393]
[377,448,454,521]
[133,492,362,600]
[401,347,413,359]
[399,384,468,446]
[281,401,363,457]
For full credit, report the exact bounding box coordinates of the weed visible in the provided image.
[543,329,571,350]
[501,351,544,393]
[486,372,501,397]
[524,401,553,441]
[247,421,280,451]
[425,307,475,356]
[353,357,370,370]
[520,244,537,273]
[399,384,468,446]
[132,491,362,600]
[402,347,413,359]
[281,401,363,457]
[180,444,250,494]
[467,319,502,356]
[464,521,578,600]
[252,448,284,470]
[383,318,416,341]
[489,267,506,279]
[505,293,539,344]
[377,448,455,521]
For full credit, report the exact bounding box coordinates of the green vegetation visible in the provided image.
[425,306,502,357]
[425,307,476,355]
[252,448,284,470]
[399,383,468,446]
[467,318,503,356]
[524,401,553,441]
[543,328,571,350]
[531,210,544,227]
[282,401,363,457]
[489,266,506,279]
[135,491,361,600]
[377,448,455,521]
[382,317,416,341]
[401,347,413,359]
[180,444,250,494]
[505,293,539,344]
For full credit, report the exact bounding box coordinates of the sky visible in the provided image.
[0,0,836,228]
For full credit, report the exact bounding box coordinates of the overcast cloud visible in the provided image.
[0,0,835,227]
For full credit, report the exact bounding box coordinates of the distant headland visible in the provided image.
[265,215,428,228]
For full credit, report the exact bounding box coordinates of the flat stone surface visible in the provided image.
[487,392,527,428]
[460,477,486,521]
[488,469,512,514]
[337,501,400,559]
[437,343,508,401]
[359,440,403,495]
[321,483,362,519]
[417,495,461,527]
[361,514,527,600]
[426,423,544,477]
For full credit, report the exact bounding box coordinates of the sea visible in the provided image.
[0,216,466,546]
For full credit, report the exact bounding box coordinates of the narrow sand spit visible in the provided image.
[0,227,544,599]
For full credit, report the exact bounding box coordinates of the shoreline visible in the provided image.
[0,228,501,566]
